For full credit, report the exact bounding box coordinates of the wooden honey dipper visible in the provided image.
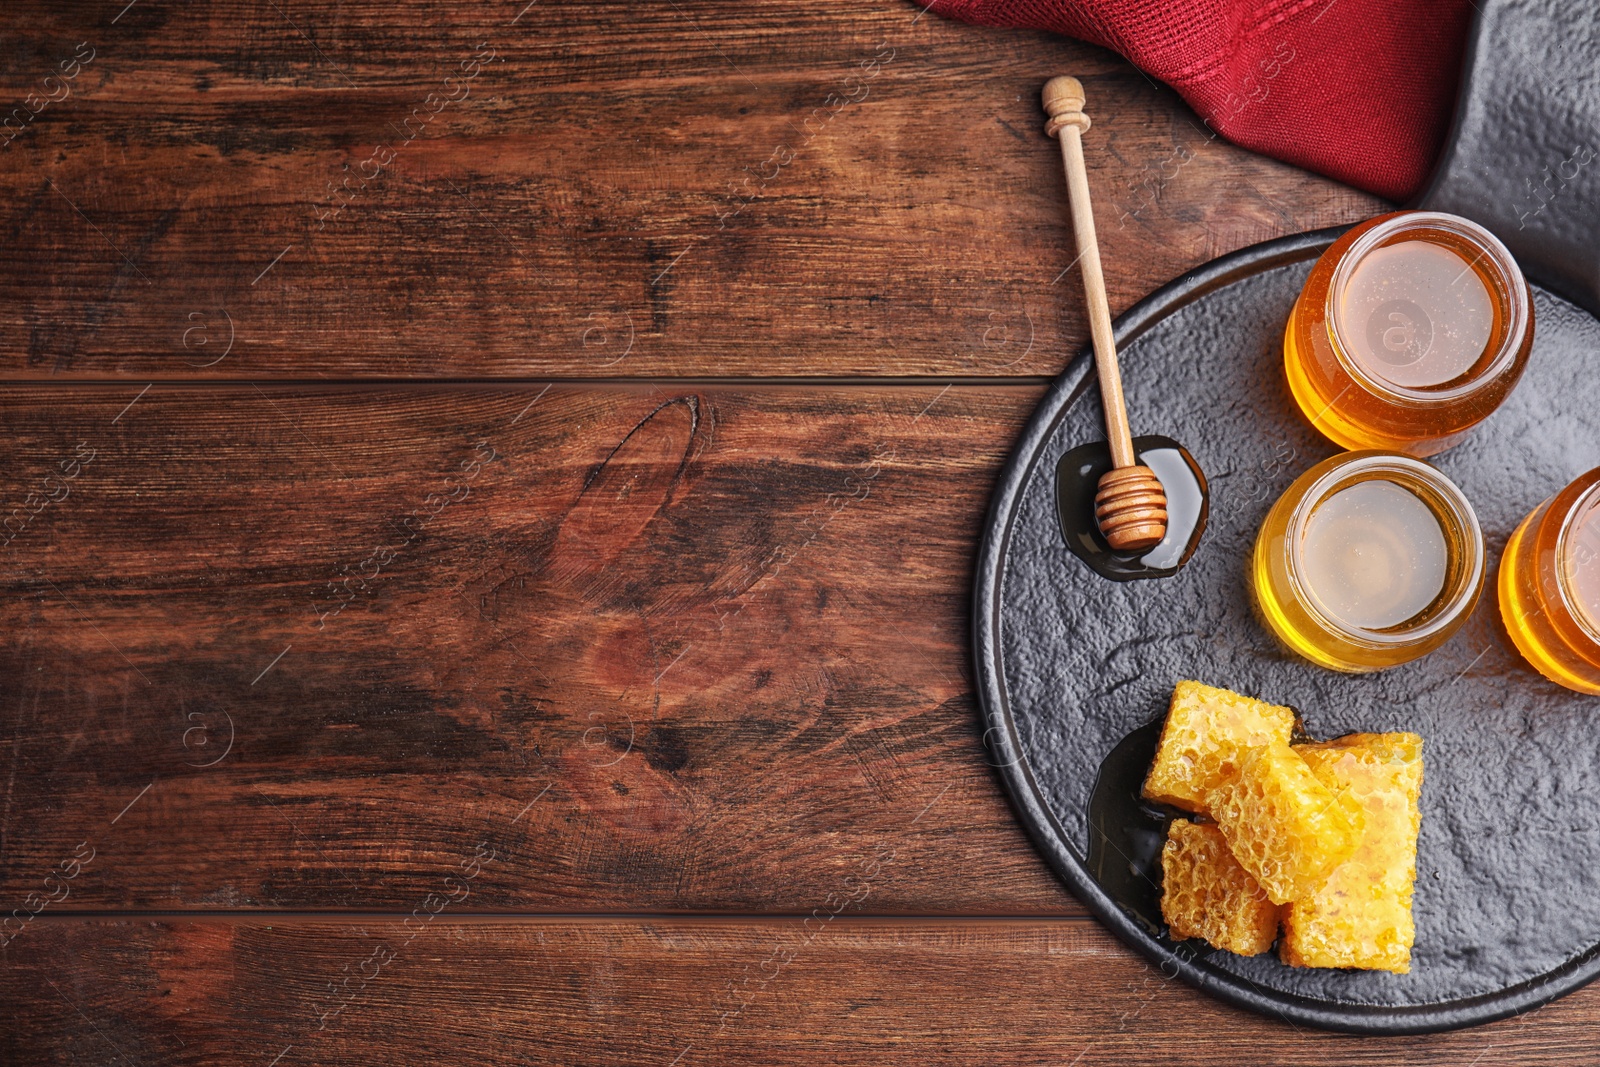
[1043,76,1169,552]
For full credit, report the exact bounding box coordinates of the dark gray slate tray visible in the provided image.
[973,228,1600,1033]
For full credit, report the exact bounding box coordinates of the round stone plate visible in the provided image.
[973,228,1600,1033]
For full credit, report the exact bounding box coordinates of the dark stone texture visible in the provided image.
[975,230,1600,1033]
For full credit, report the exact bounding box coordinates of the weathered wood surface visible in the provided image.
[6,0,1576,1061]
[0,383,1082,913]
[5,918,1595,1065]
[0,0,1383,379]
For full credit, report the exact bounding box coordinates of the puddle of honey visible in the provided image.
[1085,717,1182,940]
[1056,436,1209,582]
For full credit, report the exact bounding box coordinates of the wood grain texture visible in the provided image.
[0,383,1082,913]
[5,917,1594,1065]
[5,0,1576,1057]
[0,0,1385,379]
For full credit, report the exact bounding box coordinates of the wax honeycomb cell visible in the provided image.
[1142,681,1296,813]
[1160,818,1280,956]
[1281,733,1424,973]
[1210,741,1366,905]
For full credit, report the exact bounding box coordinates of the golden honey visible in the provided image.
[1498,468,1600,695]
[1252,452,1484,672]
[1284,211,1533,457]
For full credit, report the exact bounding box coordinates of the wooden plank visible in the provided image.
[4,917,1594,1064]
[0,382,1088,913]
[0,0,1384,379]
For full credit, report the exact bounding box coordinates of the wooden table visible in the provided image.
[0,2,1589,1062]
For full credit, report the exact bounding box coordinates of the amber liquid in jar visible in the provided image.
[1299,479,1449,631]
[1252,452,1484,673]
[1499,469,1600,695]
[1284,211,1533,457]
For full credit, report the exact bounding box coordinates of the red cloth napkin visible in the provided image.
[926,0,1476,201]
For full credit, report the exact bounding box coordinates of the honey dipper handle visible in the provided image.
[1043,76,1136,470]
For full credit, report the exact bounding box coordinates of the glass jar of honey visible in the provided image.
[1284,211,1534,457]
[1498,468,1600,695]
[1252,451,1485,672]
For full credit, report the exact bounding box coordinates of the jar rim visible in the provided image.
[1554,478,1600,643]
[1283,451,1485,648]
[1323,211,1531,406]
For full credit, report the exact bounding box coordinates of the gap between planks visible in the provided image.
[28,911,1098,924]
[0,376,1057,389]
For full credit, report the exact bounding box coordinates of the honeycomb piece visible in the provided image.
[1160,818,1280,955]
[1282,733,1424,973]
[1210,740,1366,905]
[1142,681,1297,813]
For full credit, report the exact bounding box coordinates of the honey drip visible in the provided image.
[1056,435,1209,583]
